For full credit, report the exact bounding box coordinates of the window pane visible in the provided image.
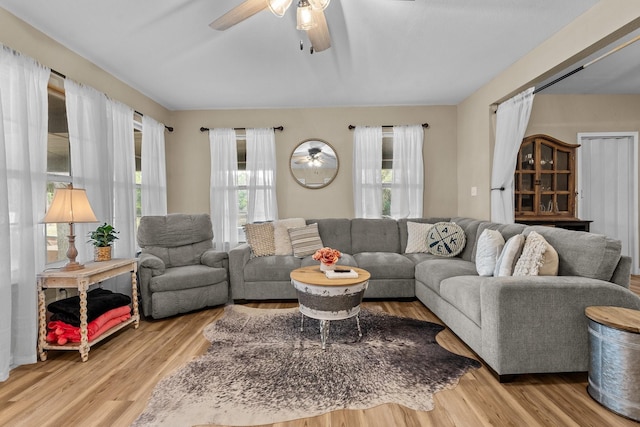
[46,181,71,263]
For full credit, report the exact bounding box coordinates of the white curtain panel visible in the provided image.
[65,79,111,263]
[141,115,167,216]
[353,126,383,218]
[210,128,239,250]
[391,125,424,218]
[107,99,136,258]
[246,128,278,223]
[491,87,535,224]
[0,47,49,381]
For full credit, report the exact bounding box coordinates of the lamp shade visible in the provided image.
[268,0,293,17]
[296,0,316,30]
[308,0,330,10]
[42,187,98,224]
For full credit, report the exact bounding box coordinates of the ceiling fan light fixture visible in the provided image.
[296,0,316,30]
[267,0,293,17]
[308,0,330,10]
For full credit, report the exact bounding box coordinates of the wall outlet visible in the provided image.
[471,186,478,196]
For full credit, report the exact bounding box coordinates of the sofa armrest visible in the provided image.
[201,249,229,269]
[138,253,165,275]
[229,243,252,300]
[479,276,640,376]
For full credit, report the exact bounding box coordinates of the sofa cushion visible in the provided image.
[354,252,415,279]
[288,223,324,257]
[525,226,621,281]
[307,218,352,254]
[398,217,450,253]
[472,222,527,260]
[494,234,525,277]
[244,256,302,282]
[405,221,434,253]
[514,231,551,276]
[426,222,466,257]
[414,257,478,294]
[245,222,276,257]
[150,264,227,292]
[450,217,485,262]
[273,218,306,255]
[403,252,442,265]
[351,218,401,253]
[475,229,505,276]
[143,240,213,268]
[440,276,483,326]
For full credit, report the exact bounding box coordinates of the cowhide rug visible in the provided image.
[132,305,481,426]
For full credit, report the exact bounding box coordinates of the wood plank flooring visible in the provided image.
[2,277,640,427]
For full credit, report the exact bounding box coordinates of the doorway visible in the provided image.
[577,132,639,274]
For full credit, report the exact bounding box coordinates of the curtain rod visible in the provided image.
[50,68,173,132]
[348,123,429,130]
[534,33,640,95]
[200,126,284,132]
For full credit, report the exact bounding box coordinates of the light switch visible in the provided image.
[471,186,478,196]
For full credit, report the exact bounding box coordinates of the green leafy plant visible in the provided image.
[87,223,119,247]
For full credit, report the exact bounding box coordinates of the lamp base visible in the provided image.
[61,261,85,271]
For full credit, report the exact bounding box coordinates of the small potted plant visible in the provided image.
[88,223,119,261]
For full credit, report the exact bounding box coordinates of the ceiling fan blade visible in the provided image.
[307,9,331,52]
[209,0,269,31]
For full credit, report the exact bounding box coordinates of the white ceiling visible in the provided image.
[1,0,618,111]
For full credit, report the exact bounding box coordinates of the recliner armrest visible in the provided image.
[201,249,228,268]
[138,253,165,276]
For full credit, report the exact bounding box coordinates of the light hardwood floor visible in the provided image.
[2,277,640,427]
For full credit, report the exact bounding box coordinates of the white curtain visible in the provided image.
[246,128,278,223]
[65,79,111,263]
[210,128,239,250]
[107,99,136,258]
[141,115,167,216]
[491,87,535,223]
[390,125,424,218]
[353,126,383,218]
[0,47,49,381]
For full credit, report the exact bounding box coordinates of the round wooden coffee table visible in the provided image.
[290,265,370,350]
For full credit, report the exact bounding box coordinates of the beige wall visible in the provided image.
[166,106,457,218]
[527,94,640,142]
[457,0,640,221]
[0,8,171,126]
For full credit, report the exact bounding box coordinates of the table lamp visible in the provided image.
[42,185,98,271]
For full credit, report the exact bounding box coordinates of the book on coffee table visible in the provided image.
[325,269,358,279]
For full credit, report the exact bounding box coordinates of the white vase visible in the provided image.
[320,262,335,272]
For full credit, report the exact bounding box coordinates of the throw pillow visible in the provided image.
[426,222,466,257]
[494,234,525,277]
[244,223,275,257]
[539,241,559,276]
[288,223,324,258]
[405,222,433,253]
[475,229,505,276]
[514,231,550,276]
[273,218,306,255]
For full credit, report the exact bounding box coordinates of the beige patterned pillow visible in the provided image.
[273,218,306,255]
[405,222,433,253]
[288,223,323,258]
[244,223,275,257]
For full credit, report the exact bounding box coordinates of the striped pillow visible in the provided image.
[288,223,324,258]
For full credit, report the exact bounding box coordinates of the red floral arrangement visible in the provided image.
[312,247,342,266]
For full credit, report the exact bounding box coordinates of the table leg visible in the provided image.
[356,314,362,338]
[300,314,304,332]
[79,283,89,362]
[37,280,47,361]
[131,269,139,328]
[320,319,330,350]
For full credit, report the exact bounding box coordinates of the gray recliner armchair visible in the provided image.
[137,213,229,319]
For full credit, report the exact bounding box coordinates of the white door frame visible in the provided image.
[577,131,639,274]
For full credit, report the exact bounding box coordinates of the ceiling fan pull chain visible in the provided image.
[300,40,304,50]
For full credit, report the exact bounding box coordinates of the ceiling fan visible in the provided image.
[295,146,326,165]
[210,0,332,53]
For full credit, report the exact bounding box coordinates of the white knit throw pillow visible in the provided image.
[513,231,548,276]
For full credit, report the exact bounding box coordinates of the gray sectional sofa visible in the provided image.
[228,216,640,380]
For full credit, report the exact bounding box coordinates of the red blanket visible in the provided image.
[47,305,131,345]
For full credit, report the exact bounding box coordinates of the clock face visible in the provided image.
[426,222,466,257]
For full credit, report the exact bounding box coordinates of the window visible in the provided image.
[46,82,72,264]
[134,117,142,228]
[237,137,248,242]
[382,133,393,217]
